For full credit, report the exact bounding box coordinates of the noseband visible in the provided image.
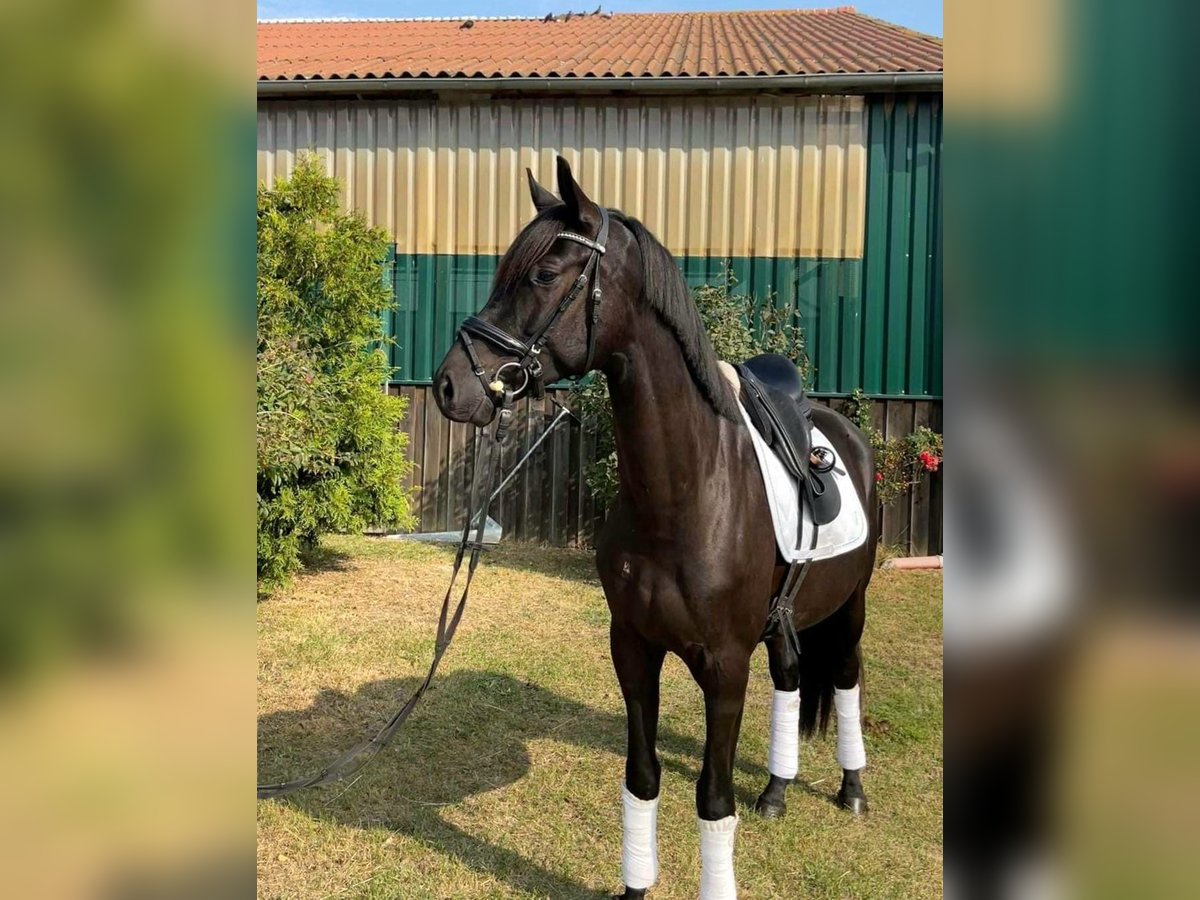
[457,207,610,404]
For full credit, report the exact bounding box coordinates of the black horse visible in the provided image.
[434,157,878,899]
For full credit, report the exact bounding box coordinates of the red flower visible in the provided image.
[875,472,884,483]
[918,451,941,472]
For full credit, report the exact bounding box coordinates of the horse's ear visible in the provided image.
[526,168,559,214]
[555,155,601,229]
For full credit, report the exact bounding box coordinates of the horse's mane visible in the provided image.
[610,211,740,421]
[491,206,739,422]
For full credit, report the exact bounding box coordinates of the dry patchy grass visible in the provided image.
[258,535,942,899]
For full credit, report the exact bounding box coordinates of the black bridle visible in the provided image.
[458,207,610,405]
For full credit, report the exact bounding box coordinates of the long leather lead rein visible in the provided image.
[258,397,574,800]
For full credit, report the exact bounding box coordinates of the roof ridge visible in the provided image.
[257,17,541,24]
[846,9,943,42]
[256,9,864,26]
[257,7,943,82]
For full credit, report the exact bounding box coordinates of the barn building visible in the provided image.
[256,8,943,551]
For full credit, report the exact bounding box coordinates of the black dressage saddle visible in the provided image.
[736,354,841,534]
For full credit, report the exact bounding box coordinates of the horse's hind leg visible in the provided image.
[611,623,667,900]
[834,583,870,815]
[755,630,800,819]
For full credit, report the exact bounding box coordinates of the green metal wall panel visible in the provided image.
[384,252,865,392]
[379,95,940,396]
[263,93,939,397]
[862,94,943,397]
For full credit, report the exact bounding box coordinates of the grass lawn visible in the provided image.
[257,535,942,899]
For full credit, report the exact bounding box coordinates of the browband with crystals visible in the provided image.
[557,232,606,254]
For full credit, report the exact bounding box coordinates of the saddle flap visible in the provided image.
[805,469,842,527]
[735,357,813,484]
[734,355,842,531]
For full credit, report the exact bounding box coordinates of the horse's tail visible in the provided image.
[798,597,860,738]
[797,611,838,737]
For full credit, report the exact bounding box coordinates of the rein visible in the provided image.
[258,212,611,801]
[258,399,574,799]
[257,404,515,799]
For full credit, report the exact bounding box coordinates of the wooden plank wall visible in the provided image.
[809,395,943,556]
[390,386,942,555]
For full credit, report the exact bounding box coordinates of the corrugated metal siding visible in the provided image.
[379,252,862,387]
[862,94,943,397]
[257,94,867,259]
[258,92,941,397]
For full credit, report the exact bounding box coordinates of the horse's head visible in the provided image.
[433,156,637,426]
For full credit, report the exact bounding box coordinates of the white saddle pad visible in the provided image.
[720,362,870,563]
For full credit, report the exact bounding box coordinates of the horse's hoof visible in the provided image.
[755,795,787,819]
[755,774,790,819]
[613,890,647,900]
[837,791,869,816]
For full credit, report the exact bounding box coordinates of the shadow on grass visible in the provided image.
[364,535,602,586]
[299,541,355,575]
[484,541,600,584]
[258,670,771,898]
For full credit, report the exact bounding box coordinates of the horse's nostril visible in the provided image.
[439,374,455,406]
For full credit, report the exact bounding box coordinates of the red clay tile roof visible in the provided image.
[257,8,942,81]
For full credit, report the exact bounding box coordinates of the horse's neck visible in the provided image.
[604,312,733,523]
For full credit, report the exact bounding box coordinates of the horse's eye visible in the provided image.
[533,270,557,286]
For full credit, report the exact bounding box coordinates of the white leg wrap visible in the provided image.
[834,684,867,771]
[767,689,800,780]
[698,814,738,900]
[621,784,659,890]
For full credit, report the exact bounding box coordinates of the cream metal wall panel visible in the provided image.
[257,95,867,260]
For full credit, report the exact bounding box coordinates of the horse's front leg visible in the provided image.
[611,623,667,900]
[695,652,751,900]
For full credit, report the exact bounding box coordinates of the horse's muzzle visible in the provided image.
[433,358,498,427]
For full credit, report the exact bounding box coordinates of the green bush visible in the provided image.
[257,157,414,591]
[844,390,943,506]
[575,272,805,505]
